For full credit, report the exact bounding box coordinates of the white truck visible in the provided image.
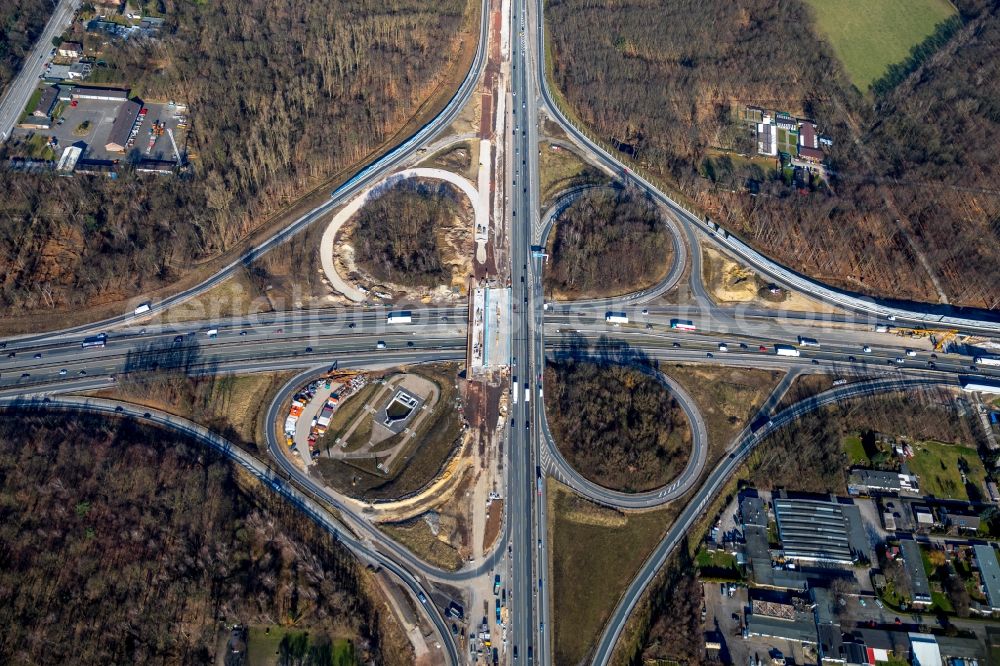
[386,311,412,324]
[605,311,628,324]
[775,345,800,357]
[974,356,1000,367]
[133,302,151,315]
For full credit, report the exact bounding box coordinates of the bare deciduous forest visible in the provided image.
[545,186,670,299]
[348,180,463,287]
[0,412,409,665]
[544,359,691,492]
[547,0,1000,309]
[0,0,49,92]
[0,0,473,313]
[750,388,986,493]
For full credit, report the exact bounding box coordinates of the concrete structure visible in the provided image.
[900,540,932,607]
[105,99,141,152]
[32,86,59,117]
[847,469,918,495]
[973,544,1000,611]
[773,496,859,565]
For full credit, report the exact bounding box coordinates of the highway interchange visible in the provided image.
[2,0,1000,664]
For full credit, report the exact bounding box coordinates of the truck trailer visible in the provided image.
[974,356,1000,367]
[962,379,1000,394]
[775,345,800,357]
[386,311,412,324]
[605,311,628,324]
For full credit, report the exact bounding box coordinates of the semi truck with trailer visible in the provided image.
[605,311,628,324]
[670,319,697,331]
[81,333,107,349]
[974,356,1000,367]
[775,345,800,357]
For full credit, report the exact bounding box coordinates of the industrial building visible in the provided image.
[908,633,942,666]
[772,495,864,565]
[973,544,1000,611]
[70,86,129,102]
[900,540,932,607]
[105,100,142,152]
[847,469,918,495]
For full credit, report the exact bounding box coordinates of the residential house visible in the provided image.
[57,42,83,58]
[32,86,59,117]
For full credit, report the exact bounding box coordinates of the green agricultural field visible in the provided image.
[804,0,956,90]
[907,440,986,502]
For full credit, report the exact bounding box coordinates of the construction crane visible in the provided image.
[932,330,959,352]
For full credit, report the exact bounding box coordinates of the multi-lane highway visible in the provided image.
[4,0,1000,664]
[508,0,545,659]
[0,0,80,143]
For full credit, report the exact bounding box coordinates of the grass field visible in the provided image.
[548,480,678,665]
[804,0,957,90]
[844,435,870,466]
[247,626,355,666]
[907,440,986,501]
[695,549,742,581]
[381,517,464,571]
[538,141,610,206]
[661,365,784,453]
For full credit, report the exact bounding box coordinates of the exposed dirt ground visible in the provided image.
[701,245,844,314]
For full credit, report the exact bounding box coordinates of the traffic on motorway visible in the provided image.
[4,0,1000,663]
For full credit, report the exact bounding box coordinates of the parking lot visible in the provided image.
[15,95,186,163]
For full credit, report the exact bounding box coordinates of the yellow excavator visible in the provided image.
[894,327,958,352]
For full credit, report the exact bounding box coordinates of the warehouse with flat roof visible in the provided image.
[900,540,932,607]
[773,496,859,564]
[974,545,1000,611]
[70,86,129,101]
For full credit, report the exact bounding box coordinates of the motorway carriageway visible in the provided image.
[0,320,468,391]
[545,327,1000,380]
